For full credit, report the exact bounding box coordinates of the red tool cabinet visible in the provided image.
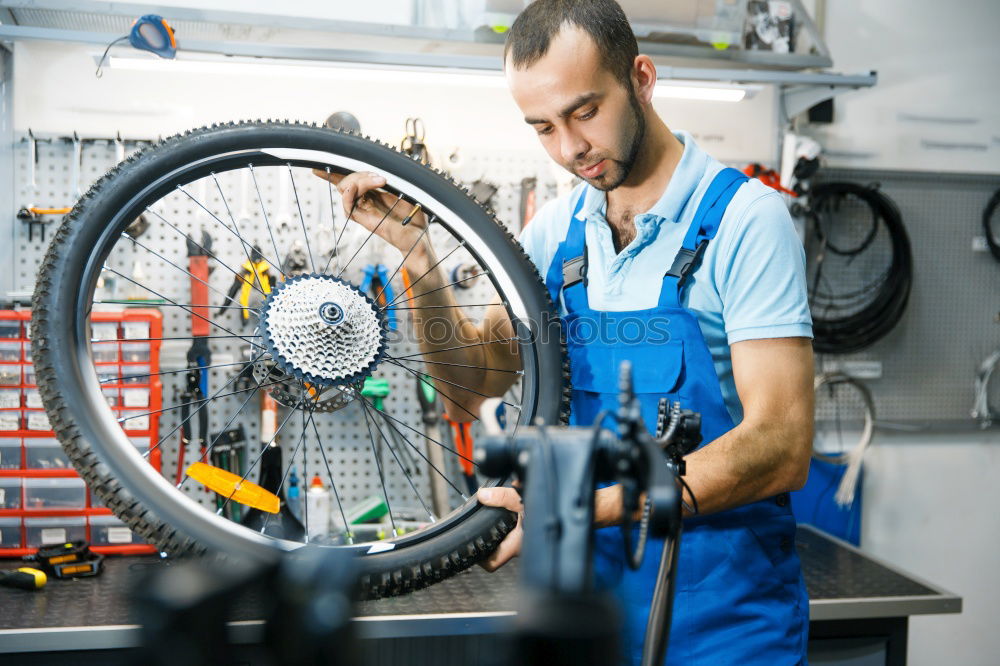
[0,309,163,556]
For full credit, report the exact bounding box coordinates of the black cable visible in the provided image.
[95,36,129,78]
[983,187,1000,263]
[806,182,913,354]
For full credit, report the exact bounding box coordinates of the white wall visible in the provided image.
[851,429,1000,666]
[808,3,1000,664]
[806,0,1000,174]
[11,41,777,167]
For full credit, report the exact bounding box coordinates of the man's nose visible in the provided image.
[560,130,589,165]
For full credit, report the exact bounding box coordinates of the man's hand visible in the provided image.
[312,169,428,260]
[476,487,523,572]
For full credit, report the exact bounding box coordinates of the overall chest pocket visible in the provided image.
[569,337,685,396]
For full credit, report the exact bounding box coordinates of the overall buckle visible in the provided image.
[562,254,588,289]
[666,240,708,287]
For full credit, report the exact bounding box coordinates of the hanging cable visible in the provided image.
[805,182,913,354]
[972,349,1000,427]
[813,372,875,506]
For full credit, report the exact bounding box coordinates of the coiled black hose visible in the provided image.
[983,187,1000,262]
[806,182,913,354]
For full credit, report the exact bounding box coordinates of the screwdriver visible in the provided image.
[0,567,47,591]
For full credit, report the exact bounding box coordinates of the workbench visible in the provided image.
[0,525,960,665]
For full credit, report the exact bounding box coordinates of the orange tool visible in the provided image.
[186,462,280,514]
[443,413,477,495]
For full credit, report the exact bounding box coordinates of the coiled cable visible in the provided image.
[813,372,875,506]
[983,187,1000,263]
[806,182,913,354]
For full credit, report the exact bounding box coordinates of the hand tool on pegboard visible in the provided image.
[217,244,272,320]
[442,413,478,496]
[95,14,177,77]
[361,377,420,475]
[415,376,450,517]
[400,117,431,165]
[209,426,247,522]
[17,206,69,243]
[359,264,397,331]
[176,230,213,485]
[240,391,305,540]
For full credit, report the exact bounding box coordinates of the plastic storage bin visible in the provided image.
[25,516,86,548]
[92,341,118,363]
[23,477,86,510]
[0,477,22,509]
[0,437,20,469]
[0,517,21,549]
[0,341,21,362]
[25,410,52,431]
[0,363,20,386]
[89,515,142,545]
[25,438,71,470]
[0,321,21,338]
[121,343,151,363]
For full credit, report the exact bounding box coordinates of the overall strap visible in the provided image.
[658,167,749,308]
[544,189,589,310]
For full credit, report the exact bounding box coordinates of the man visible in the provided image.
[318,1,813,662]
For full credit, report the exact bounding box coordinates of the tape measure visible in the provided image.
[129,15,177,59]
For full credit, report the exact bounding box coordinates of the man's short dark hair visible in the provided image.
[504,0,638,84]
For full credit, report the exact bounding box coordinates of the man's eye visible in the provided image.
[579,108,597,120]
[537,126,554,136]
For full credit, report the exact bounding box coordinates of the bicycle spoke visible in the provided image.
[358,398,435,523]
[383,271,488,309]
[373,221,432,303]
[101,266,263,350]
[389,303,497,311]
[390,338,519,361]
[385,359,522,413]
[248,164,288,280]
[336,194,403,279]
[123,233,244,309]
[381,241,466,305]
[100,359,255,385]
[358,399,398,536]
[300,400,311,542]
[358,393,467,501]
[120,376,289,424]
[95,301,251,311]
[144,207,268,296]
[323,188,359,276]
[217,395,305,517]
[93,335,260,345]
[177,183,284,278]
[182,379,267,474]
[211,171,269,293]
[260,400,315,535]
[308,408,353,544]
[287,164,316,273]
[385,355,523,375]
[355,393,477,469]
[146,351,267,461]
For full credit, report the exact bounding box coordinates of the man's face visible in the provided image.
[506,26,645,191]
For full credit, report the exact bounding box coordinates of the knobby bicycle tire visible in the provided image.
[31,121,570,598]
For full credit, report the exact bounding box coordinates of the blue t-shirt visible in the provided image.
[518,131,812,424]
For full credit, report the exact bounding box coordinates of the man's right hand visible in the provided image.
[477,487,524,572]
[312,169,429,260]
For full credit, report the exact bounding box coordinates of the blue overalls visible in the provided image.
[545,168,809,665]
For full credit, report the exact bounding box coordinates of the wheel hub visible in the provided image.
[260,273,388,387]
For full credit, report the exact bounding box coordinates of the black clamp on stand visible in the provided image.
[477,361,701,666]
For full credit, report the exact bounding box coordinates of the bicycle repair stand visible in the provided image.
[478,361,702,666]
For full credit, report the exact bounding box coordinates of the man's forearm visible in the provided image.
[401,242,520,421]
[593,418,811,527]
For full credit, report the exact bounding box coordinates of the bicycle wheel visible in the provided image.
[31,121,568,598]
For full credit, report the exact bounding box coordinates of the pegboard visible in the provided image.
[810,167,1000,427]
[11,134,565,529]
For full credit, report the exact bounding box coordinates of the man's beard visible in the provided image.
[583,90,646,192]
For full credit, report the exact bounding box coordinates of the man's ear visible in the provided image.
[632,55,657,105]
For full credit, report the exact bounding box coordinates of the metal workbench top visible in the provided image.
[0,525,961,654]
